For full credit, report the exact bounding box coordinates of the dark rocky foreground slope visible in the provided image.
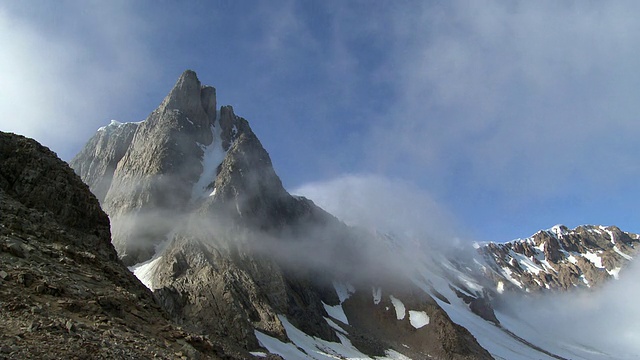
[0,131,255,359]
[72,70,492,359]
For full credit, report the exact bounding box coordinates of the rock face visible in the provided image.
[478,224,640,292]
[0,131,250,359]
[70,121,139,203]
[72,70,492,359]
[72,70,225,265]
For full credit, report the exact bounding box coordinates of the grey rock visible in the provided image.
[70,121,138,203]
[100,70,217,265]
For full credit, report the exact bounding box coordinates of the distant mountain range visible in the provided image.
[1,70,636,359]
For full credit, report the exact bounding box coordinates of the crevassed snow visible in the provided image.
[389,295,406,320]
[191,122,226,200]
[372,287,382,305]
[322,302,349,324]
[408,310,429,328]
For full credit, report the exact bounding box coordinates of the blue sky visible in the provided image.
[2,1,639,243]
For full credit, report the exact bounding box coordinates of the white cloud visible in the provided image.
[367,1,640,201]
[504,259,640,357]
[293,174,462,247]
[0,2,155,159]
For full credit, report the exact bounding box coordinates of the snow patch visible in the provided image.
[322,302,349,324]
[579,274,590,286]
[582,251,604,268]
[191,121,227,200]
[497,281,505,294]
[255,315,405,360]
[324,317,347,335]
[614,246,633,260]
[607,267,622,280]
[408,310,429,328]
[333,282,355,303]
[509,250,544,275]
[550,225,568,238]
[384,350,412,360]
[128,233,173,290]
[372,287,382,305]
[97,119,142,133]
[130,256,162,290]
[502,267,523,288]
[389,295,406,320]
[605,229,617,244]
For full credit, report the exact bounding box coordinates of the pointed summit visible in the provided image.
[153,69,217,144]
[72,70,282,265]
[72,70,228,264]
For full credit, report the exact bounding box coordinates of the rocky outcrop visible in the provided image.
[479,224,640,292]
[0,131,252,359]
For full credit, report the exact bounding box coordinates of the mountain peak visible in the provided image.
[155,70,216,136]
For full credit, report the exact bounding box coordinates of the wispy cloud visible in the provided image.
[294,174,463,248]
[0,2,155,159]
[367,1,640,201]
[502,259,640,357]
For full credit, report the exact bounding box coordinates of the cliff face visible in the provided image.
[70,121,139,204]
[72,70,492,359]
[0,131,248,359]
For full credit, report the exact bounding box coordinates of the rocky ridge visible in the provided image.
[478,224,639,293]
[0,131,256,359]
